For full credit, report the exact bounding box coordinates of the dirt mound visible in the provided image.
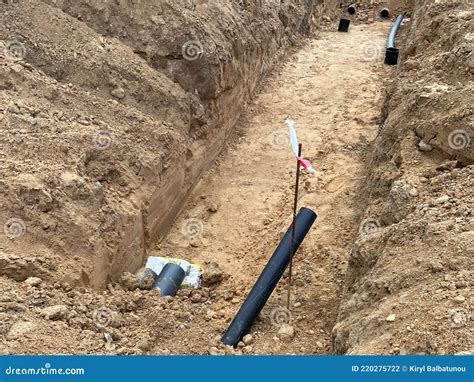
[333,0,473,355]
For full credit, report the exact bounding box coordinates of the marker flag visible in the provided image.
[285,119,316,174]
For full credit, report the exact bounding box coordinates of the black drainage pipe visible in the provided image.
[338,18,350,32]
[380,8,390,19]
[347,4,356,15]
[384,15,403,65]
[221,207,317,347]
[156,263,186,296]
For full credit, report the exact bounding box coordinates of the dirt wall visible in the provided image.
[0,0,333,288]
[333,0,473,355]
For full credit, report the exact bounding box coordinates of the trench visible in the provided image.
[150,21,388,353]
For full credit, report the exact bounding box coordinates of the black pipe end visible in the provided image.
[384,47,400,65]
[380,8,390,19]
[347,5,356,15]
[338,18,350,32]
[157,262,186,296]
[299,207,317,223]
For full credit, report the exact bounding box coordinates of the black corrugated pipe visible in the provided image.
[384,15,403,65]
[347,4,356,15]
[221,207,317,347]
[380,8,390,19]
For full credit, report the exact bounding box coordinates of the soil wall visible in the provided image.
[333,0,473,355]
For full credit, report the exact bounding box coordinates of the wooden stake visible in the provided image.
[287,143,302,311]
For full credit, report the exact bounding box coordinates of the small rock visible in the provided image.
[434,195,450,205]
[207,204,218,213]
[222,290,234,300]
[277,324,295,340]
[468,60,474,74]
[202,262,225,286]
[7,103,21,114]
[110,87,126,99]
[77,119,90,126]
[453,295,466,303]
[386,314,396,322]
[418,140,433,152]
[316,341,323,348]
[137,339,152,352]
[242,346,253,354]
[455,281,467,289]
[118,272,139,291]
[205,309,216,320]
[391,347,400,354]
[41,305,68,321]
[139,269,156,290]
[24,277,42,287]
[242,334,254,345]
[7,321,37,339]
[190,292,203,303]
[209,346,221,355]
[430,261,444,273]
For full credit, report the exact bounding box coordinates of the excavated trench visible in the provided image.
[2,0,471,355]
[153,19,390,353]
